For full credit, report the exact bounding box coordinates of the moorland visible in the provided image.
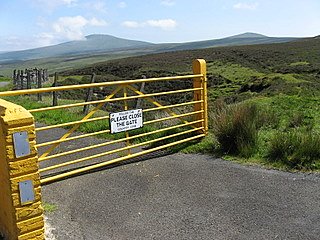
[1,35,319,171]
[61,36,320,171]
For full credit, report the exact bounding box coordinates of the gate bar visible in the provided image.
[40,133,205,184]
[36,128,112,147]
[29,88,202,113]
[0,74,203,97]
[36,115,110,132]
[35,100,202,132]
[38,110,203,161]
[39,86,122,159]
[35,108,204,148]
[143,100,203,112]
[40,127,203,173]
[39,119,204,162]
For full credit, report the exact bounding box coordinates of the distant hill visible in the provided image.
[0,34,154,62]
[227,32,267,38]
[64,36,320,77]
[0,33,299,64]
[161,32,298,51]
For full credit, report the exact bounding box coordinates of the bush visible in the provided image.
[287,112,304,128]
[211,100,259,157]
[267,129,320,169]
[287,112,314,130]
[256,106,279,129]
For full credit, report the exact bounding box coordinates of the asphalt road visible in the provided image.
[42,151,320,240]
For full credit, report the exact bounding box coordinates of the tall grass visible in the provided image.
[267,129,320,169]
[211,100,259,157]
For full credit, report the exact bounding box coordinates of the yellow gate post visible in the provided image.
[0,99,44,240]
[192,59,208,135]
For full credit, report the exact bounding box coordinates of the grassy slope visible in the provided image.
[0,50,154,76]
[0,76,11,82]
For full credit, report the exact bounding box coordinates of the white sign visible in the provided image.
[110,109,143,134]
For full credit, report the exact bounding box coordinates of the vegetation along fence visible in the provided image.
[0,59,207,239]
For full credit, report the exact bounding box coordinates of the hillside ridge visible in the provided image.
[0,32,299,64]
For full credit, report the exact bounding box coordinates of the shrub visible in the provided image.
[287,112,304,128]
[267,129,320,169]
[256,106,279,129]
[211,100,259,157]
[286,111,314,130]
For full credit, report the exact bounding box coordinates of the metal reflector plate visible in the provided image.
[19,180,35,205]
[13,131,30,158]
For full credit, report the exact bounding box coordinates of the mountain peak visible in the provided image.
[0,32,298,63]
[227,32,268,39]
[85,34,118,39]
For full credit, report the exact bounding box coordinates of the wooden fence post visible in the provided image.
[13,69,17,87]
[16,70,20,89]
[83,73,95,115]
[52,72,58,106]
[20,70,24,90]
[37,70,43,101]
[27,71,31,89]
[44,69,48,82]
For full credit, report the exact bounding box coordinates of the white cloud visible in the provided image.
[53,16,87,40]
[146,19,177,30]
[122,19,177,31]
[89,1,108,13]
[35,33,56,46]
[60,0,76,4]
[52,16,107,40]
[36,16,48,28]
[233,2,259,10]
[3,15,108,50]
[89,17,108,26]
[37,0,77,5]
[161,0,175,7]
[1,34,56,51]
[122,21,140,28]
[5,36,22,47]
[31,0,77,10]
[118,2,127,8]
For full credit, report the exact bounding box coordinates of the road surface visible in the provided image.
[41,139,320,240]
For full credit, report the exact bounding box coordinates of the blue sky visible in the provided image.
[0,0,319,51]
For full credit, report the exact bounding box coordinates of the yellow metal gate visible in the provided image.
[0,59,207,185]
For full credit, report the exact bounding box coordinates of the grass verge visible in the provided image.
[184,96,320,172]
[43,202,57,213]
